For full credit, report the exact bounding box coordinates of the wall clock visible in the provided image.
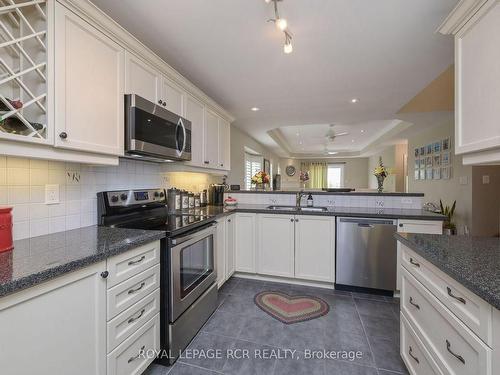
[285,165,296,176]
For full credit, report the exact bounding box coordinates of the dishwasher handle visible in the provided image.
[358,223,373,228]
[338,217,396,226]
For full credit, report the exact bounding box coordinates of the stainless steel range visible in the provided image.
[97,188,218,365]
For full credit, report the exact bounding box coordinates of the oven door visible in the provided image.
[169,224,216,322]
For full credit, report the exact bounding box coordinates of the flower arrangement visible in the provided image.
[251,171,270,185]
[373,157,390,193]
[299,170,310,183]
[439,199,457,234]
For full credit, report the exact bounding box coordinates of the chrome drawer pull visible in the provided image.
[446,339,465,365]
[128,255,146,266]
[408,346,419,364]
[409,296,420,310]
[128,308,146,324]
[128,282,145,294]
[447,287,466,305]
[128,345,145,363]
[409,258,420,267]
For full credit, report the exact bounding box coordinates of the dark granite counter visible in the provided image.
[0,226,165,298]
[396,233,500,310]
[226,190,425,197]
[190,204,444,221]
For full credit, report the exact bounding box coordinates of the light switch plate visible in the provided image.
[45,184,60,204]
[459,176,469,185]
[482,175,490,184]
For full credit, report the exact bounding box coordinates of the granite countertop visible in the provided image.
[195,204,444,221]
[226,190,425,197]
[396,233,500,310]
[0,226,165,298]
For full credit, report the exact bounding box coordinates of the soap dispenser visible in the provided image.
[307,193,314,207]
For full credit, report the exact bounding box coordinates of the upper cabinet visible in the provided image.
[124,52,161,104]
[204,108,219,168]
[161,77,184,116]
[439,0,500,165]
[218,118,231,170]
[185,94,204,167]
[54,3,124,156]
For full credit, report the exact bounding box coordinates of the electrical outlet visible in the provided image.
[45,184,60,204]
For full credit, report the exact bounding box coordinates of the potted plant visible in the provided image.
[373,157,390,193]
[439,199,457,235]
[251,171,270,190]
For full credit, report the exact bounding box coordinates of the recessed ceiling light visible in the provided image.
[296,132,300,136]
[360,129,365,133]
[351,139,355,143]
[350,98,359,103]
[327,151,338,155]
[251,107,260,111]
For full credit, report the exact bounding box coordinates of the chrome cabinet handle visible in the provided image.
[59,132,67,139]
[128,255,146,266]
[409,296,420,310]
[128,282,145,294]
[446,339,465,364]
[128,308,146,324]
[128,345,145,363]
[408,346,419,364]
[409,258,420,267]
[295,219,299,222]
[290,218,294,222]
[447,287,466,304]
[204,161,209,164]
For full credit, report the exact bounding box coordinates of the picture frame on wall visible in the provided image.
[442,152,451,165]
[433,167,441,180]
[426,168,433,180]
[414,158,420,169]
[442,137,451,151]
[263,159,270,174]
[426,144,433,155]
[441,166,451,180]
[420,169,426,180]
[433,141,442,153]
[414,148,419,157]
[414,169,420,180]
[426,156,432,167]
[420,146,425,156]
[433,154,441,167]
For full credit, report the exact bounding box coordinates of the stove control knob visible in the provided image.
[110,195,119,203]
[154,191,160,198]
[159,191,165,198]
[120,193,128,201]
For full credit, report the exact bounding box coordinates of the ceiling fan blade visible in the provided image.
[334,132,349,137]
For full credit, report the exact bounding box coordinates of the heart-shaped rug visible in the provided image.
[254,291,329,324]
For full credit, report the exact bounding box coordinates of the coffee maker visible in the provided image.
[208,184,225,206]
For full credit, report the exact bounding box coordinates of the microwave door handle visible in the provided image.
[181,119,186,153]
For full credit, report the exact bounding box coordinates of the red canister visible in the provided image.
[0,206,13,253]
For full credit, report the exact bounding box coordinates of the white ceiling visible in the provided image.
[92,0,458,157]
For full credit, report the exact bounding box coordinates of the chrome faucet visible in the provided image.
[296,191,306,208]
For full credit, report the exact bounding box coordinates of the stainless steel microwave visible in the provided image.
[125,94,191,162]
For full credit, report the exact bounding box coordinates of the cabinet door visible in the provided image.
[161,77,184,116]
[257,214,295,277]
[455,2,500,154]
[226,214,236,278]
[185,95,204,167]
[54,5,124,156]
[235,213,256,273]
[215,218,226,288]
[203,109,219,168]
[295,216,335,282]
[218,118,231,170]
[0,262,107,375]
[125,52,161,104]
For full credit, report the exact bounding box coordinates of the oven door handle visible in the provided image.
[171,224,216,245]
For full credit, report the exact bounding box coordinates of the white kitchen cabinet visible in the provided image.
[226,214,236,279]
[124,52,161,104]
[257,214,295,278]
[439,0,500,164]
[235,213,256,273]
[0,262,107,375]
[295,216,335,282]
[54,4,124,156]
[185,95,205,167]
[161,76,184,116]
[215,217,227,287]
[203,108,220,168]
[218,118,231,170]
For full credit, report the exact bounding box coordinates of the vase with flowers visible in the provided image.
[299,170,310,189]
[251,171,270,190]
[373,157,390,193]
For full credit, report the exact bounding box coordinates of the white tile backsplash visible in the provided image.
[1,156,164,240]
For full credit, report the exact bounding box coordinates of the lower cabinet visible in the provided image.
[295,216,335,282]
[257,214,295,278]
[0,262,107,375]
[226,215,236,278]
[216,214,236,288]
[235,213,257,273]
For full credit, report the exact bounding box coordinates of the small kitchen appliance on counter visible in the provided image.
[208,184,225,206]
[0,206,13,253]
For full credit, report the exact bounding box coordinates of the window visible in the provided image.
[245,153,263,189]
[327,164,344,188]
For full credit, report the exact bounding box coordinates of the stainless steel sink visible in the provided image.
[266,205,298,211]
[299,207,328,212]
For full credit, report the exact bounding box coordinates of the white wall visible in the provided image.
[407,120,472,232]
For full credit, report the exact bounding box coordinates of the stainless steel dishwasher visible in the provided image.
[336,217,397,291]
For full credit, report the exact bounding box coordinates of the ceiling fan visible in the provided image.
[325,124,349,142]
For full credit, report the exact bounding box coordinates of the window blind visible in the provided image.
[245,153,263,189]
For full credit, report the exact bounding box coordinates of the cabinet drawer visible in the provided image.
[402,245,493,345]
[107,265,160,319]
[107,241,160,288]
[397,220,443,234]
[401,313,444,375]
[107,288,160,352]
[401,268,492,375]
[107,313,160,375]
